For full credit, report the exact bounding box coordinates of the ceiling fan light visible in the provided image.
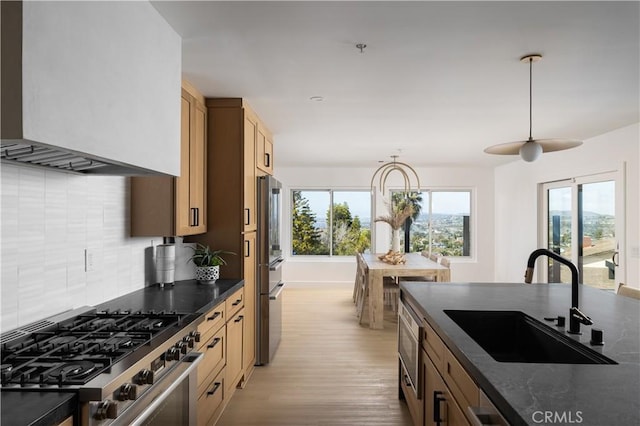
[519,141,542,162]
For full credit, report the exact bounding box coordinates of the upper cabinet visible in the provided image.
[130,81,207,237]
[1,1,181,175]
[186,98,274,277]
[256,124,274,176]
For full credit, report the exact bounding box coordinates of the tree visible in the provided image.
[292,192,326,255]
[392,191,423,252]
[329,202,371,255]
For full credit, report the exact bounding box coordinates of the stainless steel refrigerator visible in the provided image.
[256,175,285,365]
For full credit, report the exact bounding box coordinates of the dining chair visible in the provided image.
[617,283,640,300]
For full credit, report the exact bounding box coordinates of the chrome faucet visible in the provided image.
[524,248,593,335]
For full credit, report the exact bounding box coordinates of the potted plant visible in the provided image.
[189,243,235,283]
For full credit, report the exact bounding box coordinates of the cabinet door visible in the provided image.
[226,308,244,397]
[175,92,192,235]
[189,97,207,234]
[423,350,470,426]
[256,125,273,175]
[176,89,207,236]
[243,232,256,372]
[243,114,257,232]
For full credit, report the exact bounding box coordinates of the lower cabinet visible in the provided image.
[423,349,469,426]
[400,314,507,426]
[196,287,247,426]
[225,307,244,399]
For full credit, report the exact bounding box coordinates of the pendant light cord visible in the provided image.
[529,57,533,141]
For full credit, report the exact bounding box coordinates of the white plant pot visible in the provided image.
[195,265,220,284]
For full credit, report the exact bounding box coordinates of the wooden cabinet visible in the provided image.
[187,98,266,278]
[243,232,257,374]
[419,319,484,426]
[226,307,244,399]
[256,124,274,175]
[196,286,249,426]
[196,303,226,426]
[423,350,469,426]
[186,98,272,395]
[131,80,207,237]
[243,113,258,232]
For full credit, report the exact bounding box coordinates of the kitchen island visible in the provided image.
[1,279,243,426]
[400,282,640,425]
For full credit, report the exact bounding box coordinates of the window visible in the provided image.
[291,190,371,256]
[391,190,472,257]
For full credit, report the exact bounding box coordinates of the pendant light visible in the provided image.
[484,54,582,162]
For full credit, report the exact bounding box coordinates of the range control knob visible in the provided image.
[118,383,137,400]
[183,335,195,348]
[190,331,201,343]
[94,400,118,420]
[165,347,179,361]
[176,341,188,354]
[137,369,154,385]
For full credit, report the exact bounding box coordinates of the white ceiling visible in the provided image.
[151,1,639,168]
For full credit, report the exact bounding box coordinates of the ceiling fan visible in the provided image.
[484,54,582,162]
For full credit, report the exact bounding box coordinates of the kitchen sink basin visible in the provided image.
[444,310,617,364]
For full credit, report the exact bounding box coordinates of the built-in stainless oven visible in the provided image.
[108,352,202,426]
[398,299,422,399]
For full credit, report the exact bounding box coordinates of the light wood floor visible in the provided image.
[217,282,412,425]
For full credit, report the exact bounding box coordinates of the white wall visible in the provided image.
[275,166,495,285]
[494,123,640,287]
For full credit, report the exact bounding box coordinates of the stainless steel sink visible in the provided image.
[444,310,617,364]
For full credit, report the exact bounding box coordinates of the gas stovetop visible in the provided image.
[0,307,198,390]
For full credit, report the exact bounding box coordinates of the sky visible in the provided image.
[548,181,615,215]
[295,190,471,221]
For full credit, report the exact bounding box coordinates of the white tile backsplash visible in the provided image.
[0,163,170,333]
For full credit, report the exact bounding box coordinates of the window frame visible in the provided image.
[290,188,373,257]
[387,188,475,259]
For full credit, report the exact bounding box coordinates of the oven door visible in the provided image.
[398,301,422,399]
[112,352,202,426]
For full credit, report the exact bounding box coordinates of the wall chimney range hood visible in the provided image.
[1,1,181,176]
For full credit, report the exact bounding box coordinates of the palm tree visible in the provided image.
[392,192,423,252]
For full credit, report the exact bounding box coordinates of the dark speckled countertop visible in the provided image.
[1,278,243,426]
[400,282,640,426]
[95,278,244,314]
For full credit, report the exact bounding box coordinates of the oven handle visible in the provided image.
[115,352,203,426]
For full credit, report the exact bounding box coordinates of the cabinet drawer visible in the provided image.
[400,361,422,426]
[197,326,225,399]
[197,303,226,350]
[226,288,244,319]
[422,320,446,374]
[444,349,479,417]
[197,368,225,426]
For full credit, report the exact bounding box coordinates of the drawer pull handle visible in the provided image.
[207,382,221,396]
[232,298,242,306]
[434,391,445,426]
[207,337,221,349]
[207,312,221,321]
[234,315,244,323]
[245,208,250,225]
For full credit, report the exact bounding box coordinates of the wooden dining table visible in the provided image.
[361,253,451,329]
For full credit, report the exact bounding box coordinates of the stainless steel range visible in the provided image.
[1,307,203,425]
